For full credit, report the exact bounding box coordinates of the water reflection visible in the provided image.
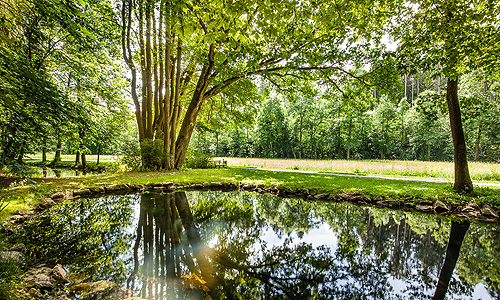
[18,191,500,300]
[32,167,88,178]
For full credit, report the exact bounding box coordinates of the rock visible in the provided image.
[418,200,434,206]
[337,193,350,201]
[71,280,117,294]
[9,243,25,252]
[211,182,223,188]
[25,273,54,290]
[9,214,26,224]
[0,251,24,263]
[73,189,91,196]
[104,184,122,192]
[90,186,105,193]
[51,264,70,284]
[481,205,499,219]
[241,184,256,191]
[433,200,450,213]
[313,193,330,200]
[127,184,144,190]
[50,192,65,199]
[462,202,480,212]
[350,194,368,202]
[376,200,402,208]
[28,287,43,299]
[35,199,55,210]
[415,204,434,213]
[462,202,482,218]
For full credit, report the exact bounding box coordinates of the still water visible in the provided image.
[20,191,500,299]
[30,167,89,178]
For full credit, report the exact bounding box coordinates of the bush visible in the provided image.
[184,150,214,169]
[120,139,142,171]
[140,139,166,170]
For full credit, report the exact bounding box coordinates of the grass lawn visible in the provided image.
[1,167,499,222]
[224,157,500,183]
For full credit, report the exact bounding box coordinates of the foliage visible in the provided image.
[0,260,22,299]
[120,139,142,171]
[184,150,214,169]
[140,139,166,170]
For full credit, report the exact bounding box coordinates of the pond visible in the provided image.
[18,191,500,299]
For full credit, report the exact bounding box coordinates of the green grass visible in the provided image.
[1,168,499,222]
[223,157,500,183]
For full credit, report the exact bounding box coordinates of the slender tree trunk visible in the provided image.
[404,74,407,100]
[437,75,441,95]
[75,150,80,166]
[54,140,62,162]
[97,143,101,166]
[446,79,473,192]
[79,128,86,169]
[42,140,47,163]
[474,125,481,161]
[433,221,470,300]
[17,140,26,163]
[347,117,352,160]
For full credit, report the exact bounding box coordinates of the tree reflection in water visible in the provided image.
[18,191,500,300]
[127,192,215,299]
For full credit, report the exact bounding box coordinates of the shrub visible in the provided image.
[140,139,166,170]
[184,150,214,169]
[120,139,142,171]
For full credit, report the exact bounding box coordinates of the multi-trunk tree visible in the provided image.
[120,0,394,169]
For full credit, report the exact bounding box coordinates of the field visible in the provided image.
[224,157,500,183]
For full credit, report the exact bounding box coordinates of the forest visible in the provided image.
[0,0,499,194]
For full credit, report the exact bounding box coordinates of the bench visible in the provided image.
[213,159,227,168]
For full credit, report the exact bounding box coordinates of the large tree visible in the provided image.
[120,0,394,169]
[393,0,500,192]
[0,0,123,166]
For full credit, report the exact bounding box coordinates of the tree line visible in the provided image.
[191,71,500,163]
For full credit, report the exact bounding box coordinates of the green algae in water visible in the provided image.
[17,191,500,299]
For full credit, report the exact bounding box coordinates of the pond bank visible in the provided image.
[4,181,499,228]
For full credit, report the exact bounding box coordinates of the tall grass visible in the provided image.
[223,158,500,182]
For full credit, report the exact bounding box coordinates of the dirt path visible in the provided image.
[233,167,500,188]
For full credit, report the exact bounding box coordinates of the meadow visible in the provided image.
[224,157,500,183]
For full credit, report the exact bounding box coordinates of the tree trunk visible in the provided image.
[79,128,86,169]
[75,150,80,166]
[433,221,470,300]
[42,142,47,163]
[81,152,87,169]
[474,125,481,161]
[446,79,473,192]
[17,140,26,163]
[54,140,62,162]
[97,143,101,166]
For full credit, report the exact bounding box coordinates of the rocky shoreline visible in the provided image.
[6,181,500,227]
